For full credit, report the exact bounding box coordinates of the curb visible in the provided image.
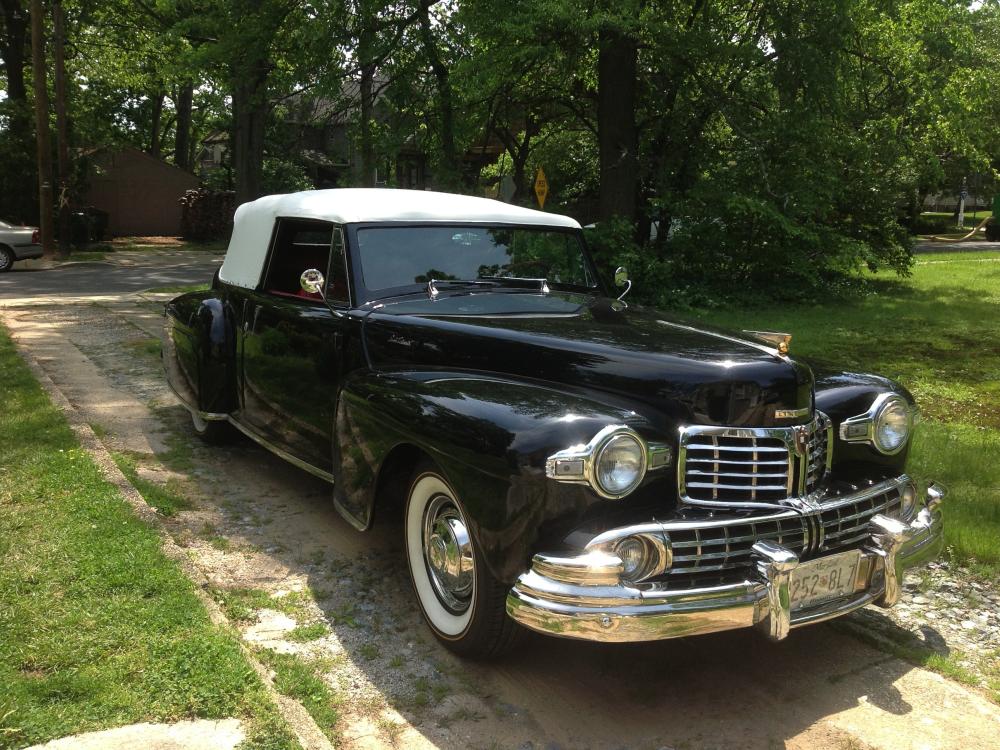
[7,327,335,750]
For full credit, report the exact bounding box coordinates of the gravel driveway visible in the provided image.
[2,252,998,750]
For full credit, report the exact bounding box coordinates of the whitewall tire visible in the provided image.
[190,410,233,444]
[404,462,521,658]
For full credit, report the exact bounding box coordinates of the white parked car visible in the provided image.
[0,220,43,272]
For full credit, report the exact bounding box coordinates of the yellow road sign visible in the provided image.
[534,167,548,209]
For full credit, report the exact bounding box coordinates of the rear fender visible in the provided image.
[163,292,236,416]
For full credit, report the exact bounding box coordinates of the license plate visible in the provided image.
[789,550,861,611]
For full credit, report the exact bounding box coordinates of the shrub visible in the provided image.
[911,213,955,235]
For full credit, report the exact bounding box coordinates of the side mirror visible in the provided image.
[613,266,632,300]
[300,268,326,296]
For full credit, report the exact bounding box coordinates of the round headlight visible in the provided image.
[874,396,911,454]
[595,433,646,497]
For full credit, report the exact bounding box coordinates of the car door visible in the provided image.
[239,219,352,475]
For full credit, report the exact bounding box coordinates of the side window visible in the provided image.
[326,227,350,305]
[261,220,333,301]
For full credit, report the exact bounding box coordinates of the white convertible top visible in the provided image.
[218,188,581,289]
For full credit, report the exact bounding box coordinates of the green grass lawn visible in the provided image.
[691,251,1000,578]
[0,326,297,750]
[915,210,992,238]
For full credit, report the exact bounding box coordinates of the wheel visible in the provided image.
[404,463,521,658]
[0,247,14,272]
[191,410,234,444]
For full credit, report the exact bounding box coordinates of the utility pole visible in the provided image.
[958,176,967,230]
[53,0,71,257]
[30,0,55,258]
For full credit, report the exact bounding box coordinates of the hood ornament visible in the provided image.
[743,330,792,355]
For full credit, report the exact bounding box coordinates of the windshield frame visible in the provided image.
[345,221,607,305]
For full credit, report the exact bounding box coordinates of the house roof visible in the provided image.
[219,188,580,289]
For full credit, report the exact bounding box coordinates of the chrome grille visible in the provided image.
[662,479,904,580]
[804,413,831,493]
[819,484,903,551]
[682,435,791,503]
[679,413,831,507]
[667,514,808,576]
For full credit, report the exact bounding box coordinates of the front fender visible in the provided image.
[333,369,665,584]
[815,371,915,475]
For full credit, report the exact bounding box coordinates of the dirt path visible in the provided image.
[3,295,999,750]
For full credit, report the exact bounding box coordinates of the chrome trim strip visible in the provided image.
[167,378,337,484]
[227,417,335,484]
[657,319,786,359]
[165,379,229,421]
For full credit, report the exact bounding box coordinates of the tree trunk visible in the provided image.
[499,130,532,205]
[596,25,638,224]
[30,0,54,257]
[148,90,164,157]
[232,78,267,205]
[418,0,458,188]
[174,81,194,170]
[1,0,36,224]
[358,60,377,187]
[0,0,28,102]
[53,0,71,256]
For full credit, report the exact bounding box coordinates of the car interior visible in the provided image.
[263,219,349,304]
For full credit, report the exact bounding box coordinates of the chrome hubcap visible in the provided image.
[422,494,474,614]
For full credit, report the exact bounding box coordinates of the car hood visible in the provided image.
[363,290,813,427]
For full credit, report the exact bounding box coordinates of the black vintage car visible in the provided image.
[163,188,944,657]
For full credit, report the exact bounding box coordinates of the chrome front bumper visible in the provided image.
[506,484,945,643]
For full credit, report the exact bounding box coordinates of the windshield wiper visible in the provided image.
[477,276,551,294]
[426,277,551,298]
[426,279,500,298]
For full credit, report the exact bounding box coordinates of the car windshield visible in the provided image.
[355,225,597,294]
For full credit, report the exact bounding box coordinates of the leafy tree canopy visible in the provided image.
[1,0,998,303]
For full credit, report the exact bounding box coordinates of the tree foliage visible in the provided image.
[1,0,998,302]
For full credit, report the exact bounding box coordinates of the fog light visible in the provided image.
[900,483,917,519]
[615,537,648,580]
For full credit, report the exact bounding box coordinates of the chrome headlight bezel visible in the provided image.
[594,432,646,496]
[546,425,672,500]
[839,392,917,455]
